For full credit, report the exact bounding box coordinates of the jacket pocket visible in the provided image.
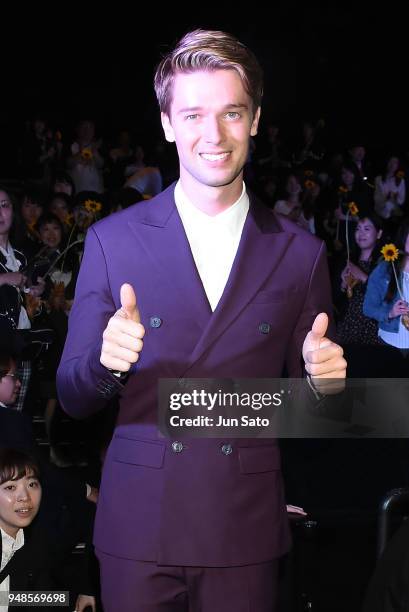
[112,436,165,468]
[238,445,281,474]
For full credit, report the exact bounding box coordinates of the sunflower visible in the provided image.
[304,180,316,190]
[304,170,314,177]
[381,244,399,262]
[81,147,93,161]
[63,212,74,227]
[348,202,359,216]
[339,186,348,193]
[84,199,102,214]
[396,170,405,179]
[27,221,40,239]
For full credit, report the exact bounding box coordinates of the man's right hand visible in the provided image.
[100,283,145,372]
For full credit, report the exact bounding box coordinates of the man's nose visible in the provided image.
[203,117,224,144]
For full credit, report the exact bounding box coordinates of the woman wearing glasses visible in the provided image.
[0,188,45,410]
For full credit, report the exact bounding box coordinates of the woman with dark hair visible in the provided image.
[364,217,409,376]
[0,354,34,452]
[12,188,45,259]
[0,448,42,608]
[0,448,97,612]
[30,213,79,466]
[66,119,104,194]
[374,155,406,221]
[51,172,75,198]
[0,188,46,410]
[48,192,73,230]
[331,162,373,252]
[0,354,21,408]
[335,214,384,376]
[124,144,163,197]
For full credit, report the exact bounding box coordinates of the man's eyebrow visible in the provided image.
[177,103,249,115]
[177,106,202,115]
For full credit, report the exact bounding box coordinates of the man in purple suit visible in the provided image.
[57,29,346,611]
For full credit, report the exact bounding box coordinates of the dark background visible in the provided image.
[1,4,407,164]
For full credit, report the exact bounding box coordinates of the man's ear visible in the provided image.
[161,112,175,143]
[250,107,261,137]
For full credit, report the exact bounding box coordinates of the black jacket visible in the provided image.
[0,247,26,333]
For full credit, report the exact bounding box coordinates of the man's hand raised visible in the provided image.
[302,313,347,395]
[100,283,145,372]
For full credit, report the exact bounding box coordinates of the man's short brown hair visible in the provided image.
[154,29,263,117]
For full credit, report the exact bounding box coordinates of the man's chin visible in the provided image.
[198,171,243,189]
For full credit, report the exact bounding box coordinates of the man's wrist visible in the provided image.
[108,368,129,380]
[306,373,325,400]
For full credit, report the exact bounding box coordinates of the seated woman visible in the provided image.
[336,214,384,376]
[274,172,302,220]
[364,218,409,376]
[124,144,163,197]
[330,162,373,254]
[0,448,97,612]
[0,354,34,452]
[374,155,406,228]
[0,448,43,603]
[30,213,79,466]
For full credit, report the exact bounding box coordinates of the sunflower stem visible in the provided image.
[43,239,84,279]
[345,210,350,265]
[391,261,404,300]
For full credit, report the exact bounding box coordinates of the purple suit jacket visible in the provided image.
[57,183,333,566]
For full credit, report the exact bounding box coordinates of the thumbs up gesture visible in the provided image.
[100,284,145,372]
[302,313,347,395]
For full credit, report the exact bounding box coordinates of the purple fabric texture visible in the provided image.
[57,183,333,566]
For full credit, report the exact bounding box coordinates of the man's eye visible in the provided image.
[185,114,198,121]
[226,112,240,120]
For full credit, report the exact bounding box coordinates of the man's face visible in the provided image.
[0,471,41,537]
[161,69,260,194]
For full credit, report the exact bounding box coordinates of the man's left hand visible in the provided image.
[302,313,347,394]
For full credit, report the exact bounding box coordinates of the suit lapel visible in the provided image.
[185,196,295,370]
[127,186,294,376]
[127,186,211,327]
[127,186,212,377]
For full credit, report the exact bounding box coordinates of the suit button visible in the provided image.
[150,316,162,328]
[221,444,233,456]
[259,322,271,334]
[172,441,184,453]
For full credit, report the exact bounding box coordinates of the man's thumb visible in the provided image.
[304,312,330,355]
[311,312,329,340]
[119,283,140,322]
